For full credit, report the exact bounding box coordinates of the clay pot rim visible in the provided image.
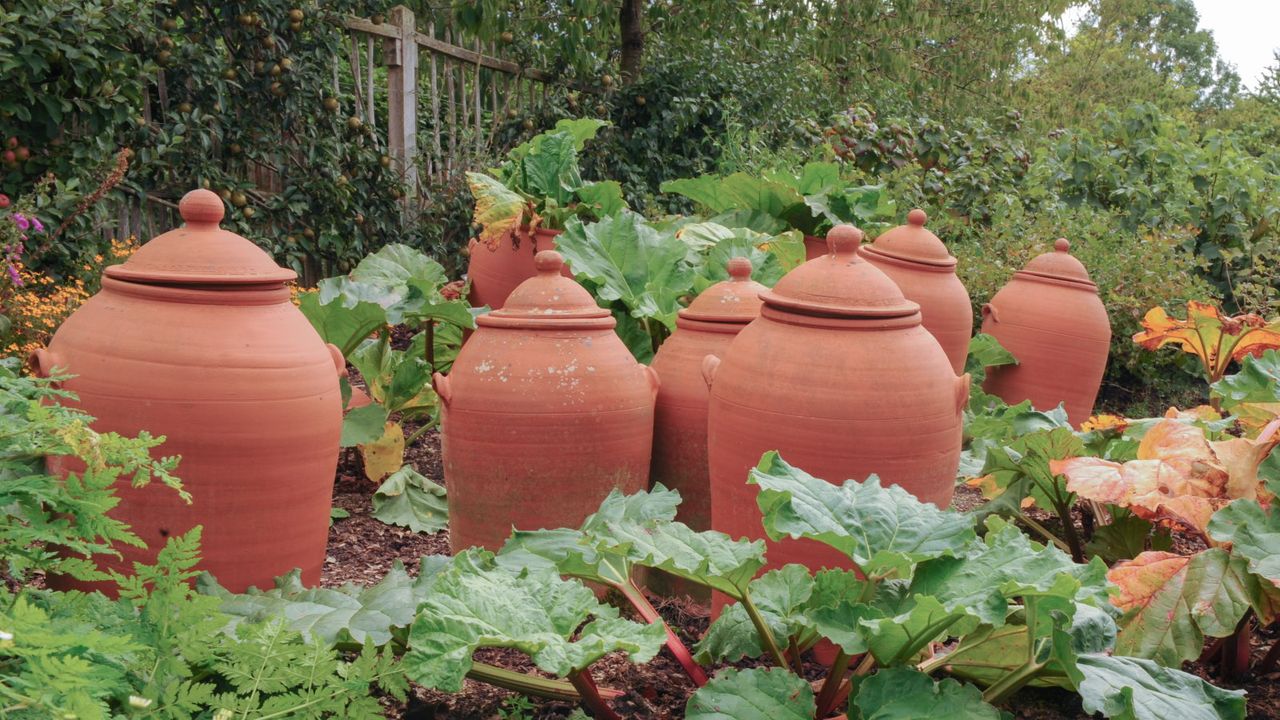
[1013,269,1098,291]
[859,243,958,270]
[476,313,617,330]
[759,303,922,329]
[674,314,752,334]
[470,225,564,254]
[760,289,919,319]
[104,261,297,285]
[100,275,290,305]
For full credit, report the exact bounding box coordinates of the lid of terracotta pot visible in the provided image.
[480,250,612,327]
[761,224,920,319]
[105,189,297,285]
[861,209,957,268]
[1016,238,1096,289]
[679,257,767,323]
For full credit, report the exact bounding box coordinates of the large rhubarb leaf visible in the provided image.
[1106,549,1258,665]
[944,602,1116,689]
[693,565,818,663]
[1208,498,1280,587]
[1133,301,1280,382]
[556,211,699,331]
[349,244,449,299]
[403,550,664,692]
[851,667,1007,720]
[1054,417,1280,537]
[371,465,448,534]
[298,291,385,360]
[197,557,449,646]
[685,667,815,720]
[501,484,765,601]
[750,451,975,577]
[961,400,1070,479]
[1211,349,1280,432]
[574,180,626,219]
[466,171,526,248]
[1074,654,1245,720]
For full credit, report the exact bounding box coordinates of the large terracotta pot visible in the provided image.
[436,250,658,551]
[466,226,564,310]
[981,238,1110,427]
[649,258,765,599]
[803,234,827,260]
[34,189,343,594]
[859,209,972,374]
[707,225,968,579]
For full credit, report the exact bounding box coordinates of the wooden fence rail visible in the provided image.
[343,5,594,205]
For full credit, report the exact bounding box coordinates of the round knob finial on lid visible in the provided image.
[534,250,564,275]
[726,256,753,281]
[179,188,225,227]
[1054,238,1071,253]
[827,224,864,259]
[907,208,927,226]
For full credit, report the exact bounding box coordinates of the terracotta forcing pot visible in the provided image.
[437,250,658,551]
[649,258,765,599]
[466,225,566,310]
[803,233,827,261]
[859,209,972,374]
[707,225,968,580]
[34,189,343,594]
[980,238,1110,427]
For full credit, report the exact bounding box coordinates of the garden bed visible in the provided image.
[321,431,1280,719]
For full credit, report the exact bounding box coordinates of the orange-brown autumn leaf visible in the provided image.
[1051,417,1280,538]
[1081,414,1128,433]
[1107,551,1190,612]
[1132,302,1280,382]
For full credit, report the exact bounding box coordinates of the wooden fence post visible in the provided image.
[385,5,418,205]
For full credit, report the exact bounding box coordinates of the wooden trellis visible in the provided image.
[343,5,592,203]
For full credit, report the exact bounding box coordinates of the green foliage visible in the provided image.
[1210,349,1280,430]
[402,549,665,693]
[685,667,814,720]
[555,210,799,361]
[661,163,895,237]
[0,359,182,585]
[1208,499,1280,588]
[370,465,448,534]
[1,529,404,719]
[851,667,1009,720]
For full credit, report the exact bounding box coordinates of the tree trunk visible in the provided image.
[619,0,645,85]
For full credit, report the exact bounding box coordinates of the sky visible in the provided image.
[1193,0,1279,91]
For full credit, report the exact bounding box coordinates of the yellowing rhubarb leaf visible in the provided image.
[1133,302,1280,382]
[1054,418,1280,538]
[360,421,405,483]
[1081,414,1128,433]
[466,172,526,250]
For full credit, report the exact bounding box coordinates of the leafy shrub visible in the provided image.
[933,202,1220,411]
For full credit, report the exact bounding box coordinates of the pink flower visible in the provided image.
[6,264,21,287]
[31,217,43,233]
[12,214,29,231]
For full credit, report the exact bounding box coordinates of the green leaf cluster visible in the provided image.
[0,359,183,585]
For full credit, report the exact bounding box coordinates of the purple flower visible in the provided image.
[12,214,29,231]
[31,218,43,233]
[6,264,22,287]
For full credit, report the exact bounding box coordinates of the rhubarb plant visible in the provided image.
[660,162,896,238]
[202,549,664,717]
[466,118,622,248]
[1211,348,1280,433]
[672,453,1242,720]
[1132,301,1280,385]
[554,211,800,360]
[1054,416,1280,678]
[300,244,475,481]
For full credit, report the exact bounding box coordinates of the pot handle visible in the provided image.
[326,343,348,377]
[643,365,661,400]
[701,354,721,389]
[433,372,452,408]
[980,303,999,324]
[28,348,63,384]
[955,373,971,414]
